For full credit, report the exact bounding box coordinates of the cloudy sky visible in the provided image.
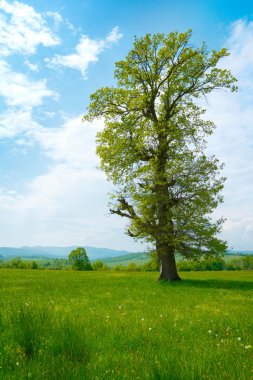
[0,0,252,251]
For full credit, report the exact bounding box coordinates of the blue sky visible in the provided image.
[0,0,253,251]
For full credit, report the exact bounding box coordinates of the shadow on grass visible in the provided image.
[159,278,253,291]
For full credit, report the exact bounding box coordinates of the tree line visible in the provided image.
[1,247,253,272]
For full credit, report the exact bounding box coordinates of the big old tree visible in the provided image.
[84,31,237,281]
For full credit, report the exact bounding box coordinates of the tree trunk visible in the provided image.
[157,243,181,281]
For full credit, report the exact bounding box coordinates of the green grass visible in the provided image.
[0,270,252,379]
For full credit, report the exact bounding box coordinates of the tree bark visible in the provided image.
[157,243,181,281]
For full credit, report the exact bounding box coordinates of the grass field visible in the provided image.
[0,269,252,379]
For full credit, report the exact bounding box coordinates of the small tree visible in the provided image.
[84,31,237,281]
[31,261,38,269]
[68,247,93,271]
[242,256,253,270]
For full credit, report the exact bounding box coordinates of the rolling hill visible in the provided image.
[0,246,139,260]
[0,246,252,265]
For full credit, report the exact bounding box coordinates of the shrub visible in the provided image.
[31,261,38,269]
[177,257,225,271]
[127,263,138,272]
[114,265,125,271]
[242,256,253,270]
[92,260,104,271]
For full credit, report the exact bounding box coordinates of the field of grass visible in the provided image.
[0,269,252,379]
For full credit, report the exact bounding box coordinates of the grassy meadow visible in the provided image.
[0,269,252,380]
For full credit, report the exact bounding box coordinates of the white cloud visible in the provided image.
[0,0,60,56]
[224,19,253,75]
[0,113,141,250]
[45,11,63,28]
[65,19,80,35]
[205,18,253,250]
[106,27,123,43]
[1,16,253,251]
[0,108,39,139]
[0,60,57,141]
[0,4,131,249]
[24,60,39,72]
[46,26,123,77]
[0,163,139,249]
[220,217,253,251]
[0,61,57,109]
[27,115,103,169]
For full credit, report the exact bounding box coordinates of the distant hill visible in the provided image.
[0,246,252,263]
[0,246,74,259]
[0,246,139,260]
[101,252,148,267]
[101,251,253,267]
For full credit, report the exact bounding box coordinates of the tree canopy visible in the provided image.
[84,30,237,281]
[68,247,92,271]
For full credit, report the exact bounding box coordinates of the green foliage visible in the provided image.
[1,258,37,270]
[68,247,93,271]
[102,252,148,267]
[92,260,104,270]
[145,250,160,271]
[242,255,253,269]
[0,269,253,379]
[225,255,253,271]
[84,31,237,265]
[8,256,26,269]
[114,264,125,271]
[127,262,139,271]
[92,260,110,271]
[31,261,38,269]
[1,254,252,273]
[177,257,225,271]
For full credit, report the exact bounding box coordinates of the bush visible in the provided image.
[31,261,38,269]
[140,261,159,271]
[114,265,125,271]
[225,262,238,271]
[127,263,138,272]
[177,261,194,271]
[177,257,225,272]
[242,256,253,270]
[92,260,104,271]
